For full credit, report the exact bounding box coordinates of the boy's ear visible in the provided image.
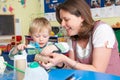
[29,33,33,37]
[28,32,31,36]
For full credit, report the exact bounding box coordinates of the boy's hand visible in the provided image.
[17,44,27,51]
[10,44,27,55]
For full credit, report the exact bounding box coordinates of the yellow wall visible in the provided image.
[0,0,120,43]
[0,0,42,42]
[94,17,120,25]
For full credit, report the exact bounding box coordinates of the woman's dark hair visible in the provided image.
[56,0,95,40]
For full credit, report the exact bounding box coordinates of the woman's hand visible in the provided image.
[41,53,66,69]
[35,54,50,63]
[41,45,58,55]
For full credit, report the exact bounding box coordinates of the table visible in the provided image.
[1,52,120,80]
[48,69,120,80]
[0,69,120,80]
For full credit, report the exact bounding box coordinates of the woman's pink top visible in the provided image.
[73,21,120,76]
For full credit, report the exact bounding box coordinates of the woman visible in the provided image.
[41,0,120,76]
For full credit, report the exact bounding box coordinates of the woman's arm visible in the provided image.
[68,46,112,72]
[41,45,112,73]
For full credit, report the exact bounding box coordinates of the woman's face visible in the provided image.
[60,9,84,36]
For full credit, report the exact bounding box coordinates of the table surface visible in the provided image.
[0,69,120,80]
[1,52,120,80]
[48,69,120,80]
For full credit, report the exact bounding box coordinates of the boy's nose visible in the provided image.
[39,37,43,41]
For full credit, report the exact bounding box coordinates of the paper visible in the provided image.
[0,56,6,74]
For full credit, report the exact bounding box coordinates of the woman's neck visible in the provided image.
[77,39,89,49]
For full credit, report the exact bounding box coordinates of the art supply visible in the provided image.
[0,56,6,74]
[4,62,25,74]
[65,74,75,80]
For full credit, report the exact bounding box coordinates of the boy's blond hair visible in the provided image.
[29,17,51,35]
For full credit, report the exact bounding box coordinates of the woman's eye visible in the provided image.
[64,19,69,22]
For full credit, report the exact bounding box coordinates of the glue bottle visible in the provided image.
[23,61,49,80]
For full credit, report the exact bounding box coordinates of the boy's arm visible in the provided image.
[54,42,69,53]
[40,42,69,55]
[9,47,20,60]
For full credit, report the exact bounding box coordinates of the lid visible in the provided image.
[29,62,39,68]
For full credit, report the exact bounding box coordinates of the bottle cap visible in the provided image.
[29,62,39,68]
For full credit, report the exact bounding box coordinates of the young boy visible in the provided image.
[9,17,69,63]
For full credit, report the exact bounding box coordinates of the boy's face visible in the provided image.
[31,28,50,47]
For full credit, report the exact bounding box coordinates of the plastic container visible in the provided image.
[23,62,49,80]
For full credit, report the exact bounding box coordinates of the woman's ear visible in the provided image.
[80,16,84,22]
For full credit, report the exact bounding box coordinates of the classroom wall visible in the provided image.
[0,0,120,43]
[94,17,120,25]
[0,0,42,43]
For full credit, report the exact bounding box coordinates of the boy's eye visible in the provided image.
[34,34,40,38]
[43,35,49,38]
[33,34,49,38]
[41,34,49,38]
[35,35,40,38]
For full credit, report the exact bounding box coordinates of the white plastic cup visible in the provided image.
[14,54,27,80]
